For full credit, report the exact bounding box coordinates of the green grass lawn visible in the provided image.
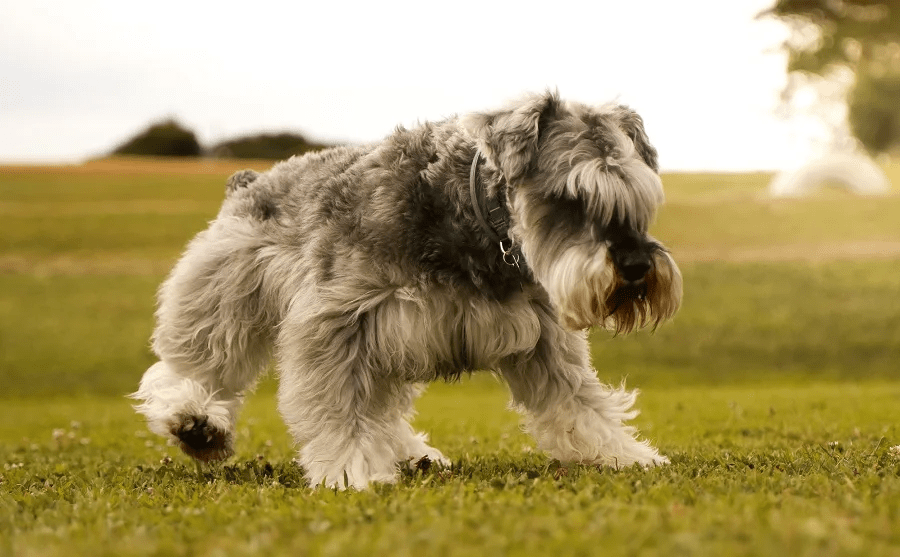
[1,158,899,556]
[3,382,900,556]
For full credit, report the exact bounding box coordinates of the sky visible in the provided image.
[1,0,820,171]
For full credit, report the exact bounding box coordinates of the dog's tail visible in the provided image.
[225,169,260,196]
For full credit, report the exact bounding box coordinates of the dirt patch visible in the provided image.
[0,200,215,216]
[0,255,175,277]
[0,157,274,177]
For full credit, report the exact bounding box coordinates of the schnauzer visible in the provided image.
[132,92,682,489]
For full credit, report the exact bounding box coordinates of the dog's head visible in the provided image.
[463,91,682,332]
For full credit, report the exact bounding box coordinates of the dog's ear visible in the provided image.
[462,91,561,183]
[611,105,659,173]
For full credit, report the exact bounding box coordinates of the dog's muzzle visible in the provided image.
[606,249,653,313]
[609,240,655,287]
[603,241,681,333]
[615,253,652,283]
[592,236,679,332]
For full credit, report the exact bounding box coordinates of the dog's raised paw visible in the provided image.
[170,414,234,462]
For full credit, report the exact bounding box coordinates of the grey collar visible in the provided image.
[468,152,525,270]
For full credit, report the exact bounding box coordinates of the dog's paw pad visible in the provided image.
[170,415,233,462]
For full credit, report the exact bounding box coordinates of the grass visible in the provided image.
[2,260,899,399]
[1,157,899,556]
[3,382,900,556]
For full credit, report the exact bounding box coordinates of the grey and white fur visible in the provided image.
[132,92,683,489]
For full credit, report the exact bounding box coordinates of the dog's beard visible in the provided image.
[538,245,682,333]
[602,249,682,334]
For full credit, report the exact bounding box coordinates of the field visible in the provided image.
[1,157,899,556]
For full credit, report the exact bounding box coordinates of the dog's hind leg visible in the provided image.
[499,303,667,469]
[133,222,274,462]
[275,298,422,489]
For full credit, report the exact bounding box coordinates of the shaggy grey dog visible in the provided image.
[133,92,682,489]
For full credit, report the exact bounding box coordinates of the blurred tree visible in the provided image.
[762,0,900,153]
[112,119,201,157]
[210,132,331,160]
[848,70,900,152]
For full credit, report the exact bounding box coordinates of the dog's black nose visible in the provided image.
[619,257,651,282]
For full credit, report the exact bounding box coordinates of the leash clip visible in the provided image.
[500,239,520,269]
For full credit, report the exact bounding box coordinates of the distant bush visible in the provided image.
[849,72,900,155]
[210,132,332,160]
[112,119,202,157]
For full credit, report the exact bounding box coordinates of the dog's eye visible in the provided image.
[540,194,589,230]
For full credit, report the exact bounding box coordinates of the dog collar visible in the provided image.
[468,152,525,270]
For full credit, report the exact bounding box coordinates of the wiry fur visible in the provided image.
[132,92,683,489]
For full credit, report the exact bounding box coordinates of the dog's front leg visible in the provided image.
[499,308,667,469]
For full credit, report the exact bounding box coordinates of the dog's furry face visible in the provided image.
[464,93,682,332]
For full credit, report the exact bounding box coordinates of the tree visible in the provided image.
[112,119,202,157]
[762,0,900,153]
[210,132,331,160]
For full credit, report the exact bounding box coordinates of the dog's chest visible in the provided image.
[367,288,542,378]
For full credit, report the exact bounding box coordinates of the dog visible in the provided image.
[132,92,682,489]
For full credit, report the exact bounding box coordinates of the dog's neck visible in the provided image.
[468,152,526,272]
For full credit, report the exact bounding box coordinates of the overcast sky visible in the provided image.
[2,0,815,171]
